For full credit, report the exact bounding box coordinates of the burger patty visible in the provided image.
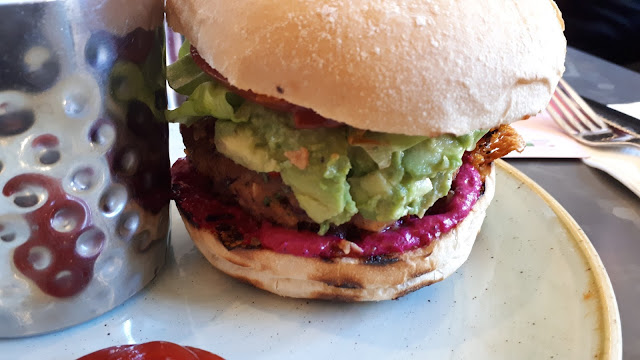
[181,119,312,229]
[181,119,523,232]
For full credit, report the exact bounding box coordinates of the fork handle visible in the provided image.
[609,137,640,151]
[624,138,640,150]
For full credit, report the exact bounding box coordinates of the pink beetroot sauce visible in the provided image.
[171,157,482,258]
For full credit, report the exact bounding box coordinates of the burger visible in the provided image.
[165,0,566,301]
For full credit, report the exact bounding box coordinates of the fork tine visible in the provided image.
[547,102,579,136]
[554,86,603,132]
[547,79,640,150]
[550,91,589,133]
[558,79,609,131]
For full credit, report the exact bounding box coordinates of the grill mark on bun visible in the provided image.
[322,280,363,289]
[308,292,363,302]
[363,255,400,266]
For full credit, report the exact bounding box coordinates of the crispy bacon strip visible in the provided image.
[469,125,525,179]
[190,46,295,113]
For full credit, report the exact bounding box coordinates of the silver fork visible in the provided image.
[547,79,640,150]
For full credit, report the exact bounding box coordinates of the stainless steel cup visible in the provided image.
[0,0,169,337]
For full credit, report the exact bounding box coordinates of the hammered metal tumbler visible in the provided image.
[0,0,169,337]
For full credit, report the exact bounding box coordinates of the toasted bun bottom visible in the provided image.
[179,165,495,301]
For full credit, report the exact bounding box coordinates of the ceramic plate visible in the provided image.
[1,155,621,359]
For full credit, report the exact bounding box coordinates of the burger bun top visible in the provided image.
[166,0,566,136]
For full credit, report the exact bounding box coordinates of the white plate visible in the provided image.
[0,160,621,360]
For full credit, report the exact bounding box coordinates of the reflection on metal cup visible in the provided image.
[0,0,169,337]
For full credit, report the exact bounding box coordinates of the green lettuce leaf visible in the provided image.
[165,81,246,125]
[178,39,191,58]
[166,46,211,95]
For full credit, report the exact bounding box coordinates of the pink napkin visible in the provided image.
[507,111,589,158]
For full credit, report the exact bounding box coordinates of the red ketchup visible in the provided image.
[3,173,99,298]
[172,156,483,258]
[78,341,224,360]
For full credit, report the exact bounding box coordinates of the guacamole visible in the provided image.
[166,48,486,232]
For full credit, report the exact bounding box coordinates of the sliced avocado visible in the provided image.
[215,106,357,226]
[348,129,427,169]
[347,146,378,177]
[403,130,486,178]
[281,158,356,226]
[215,121,280,173]
[403,135,463,178]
